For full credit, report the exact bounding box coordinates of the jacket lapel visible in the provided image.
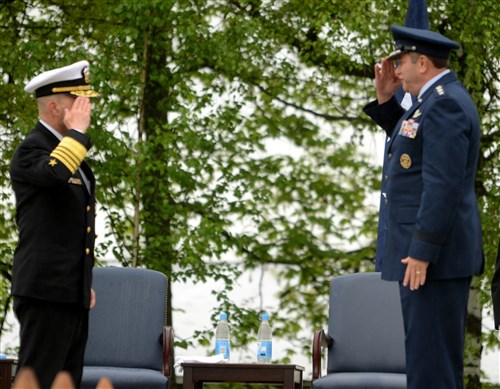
[36,121,94,198]
[35,121,60,148]
[387,99,422,152]
[80,161,95,197]
[387,72,458,152]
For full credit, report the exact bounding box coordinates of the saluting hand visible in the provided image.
[63,96,92,134]
[401,256,430,291]
[374,57,401,104]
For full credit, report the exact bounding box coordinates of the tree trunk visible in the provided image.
[464,278,482,389]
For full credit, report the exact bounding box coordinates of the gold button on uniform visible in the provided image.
[86,205,91,212]
[87,226,91,233]
[86,248,90,255]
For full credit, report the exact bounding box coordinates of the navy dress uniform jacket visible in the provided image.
[364,72,483,281]
[10,122,96,309]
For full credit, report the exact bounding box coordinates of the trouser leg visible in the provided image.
[14,297,89,389]
[399,278,471,389]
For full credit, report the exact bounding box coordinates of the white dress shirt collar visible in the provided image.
[418,69,451,98]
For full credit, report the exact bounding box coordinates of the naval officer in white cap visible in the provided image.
[363,26,483,389]
[10,60,100,389]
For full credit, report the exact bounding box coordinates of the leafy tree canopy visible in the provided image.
[1,0,498,381]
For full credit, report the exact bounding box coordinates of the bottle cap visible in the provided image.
[220,312,228,320]
[262,313,270,320]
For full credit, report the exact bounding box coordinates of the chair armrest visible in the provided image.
[162,326,174,379]
[312,329,333,381]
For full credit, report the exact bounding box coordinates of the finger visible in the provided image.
[85,98,92,113]
[74,96,89,111]
[385,63,396,80]
[51,371,75,389]
[379,59,387,76]
[78,98,91,114]
[382,58,392,75]
[412,270,420,290]
[96,377,114,389]
[13,368,39,389]
[403,266,410,287]
[410,268,417,290]
[419,269,427,286]
[71,96,83,110]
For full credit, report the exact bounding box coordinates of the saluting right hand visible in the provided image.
[374,58,401,104]
[63,96,92,134]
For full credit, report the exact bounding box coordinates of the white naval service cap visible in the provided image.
[24,60,100,98]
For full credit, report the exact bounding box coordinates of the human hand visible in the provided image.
[48,371,75,389]
[12,368,40,389]
[13,369,75,389]
[90,288,96,309]
[401,256,430,291]
[96,377,114,389]
[13,368,114,389]
[63,96,91,133]
[374,58,401,104]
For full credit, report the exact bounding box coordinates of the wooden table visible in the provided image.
[0,359,16,389]
[181,363,304,389]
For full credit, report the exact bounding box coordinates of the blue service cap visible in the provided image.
[387,25,460,60]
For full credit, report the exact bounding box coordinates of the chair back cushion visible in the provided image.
[327,272,405,374]
[84,267,167,370]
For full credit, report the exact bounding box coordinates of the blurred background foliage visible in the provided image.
[0,0,498,386]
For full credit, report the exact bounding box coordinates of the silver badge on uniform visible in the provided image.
[68,177,82,185]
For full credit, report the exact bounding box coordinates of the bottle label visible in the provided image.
[215,340,230,360]
[257,340,272,360]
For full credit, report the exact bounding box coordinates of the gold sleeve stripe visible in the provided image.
[50,136,88,174]
[60,137,88,160]
[50,150,78,173]
[57,143,81,168]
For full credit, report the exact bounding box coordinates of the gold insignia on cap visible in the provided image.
[51,85,100,97]
[412,109,422,118]
[49,159,57,167]
[83,66,90,84]
[400,153,412,169]
[70,89,101,97]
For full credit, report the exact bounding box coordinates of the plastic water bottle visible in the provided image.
[257,313,272,363]
[215,312,230,360]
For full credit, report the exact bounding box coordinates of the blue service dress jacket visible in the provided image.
[10,122,96,309]
[363,72,483,281]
